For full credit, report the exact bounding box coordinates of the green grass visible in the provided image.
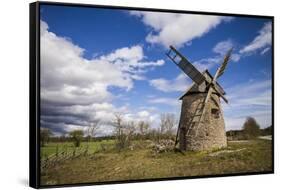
[41,139,272,186]
[41,140,115,158]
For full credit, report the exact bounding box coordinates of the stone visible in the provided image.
[150,139,175,153]
[179,92,227,151]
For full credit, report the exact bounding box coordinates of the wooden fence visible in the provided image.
[41,145,90,170]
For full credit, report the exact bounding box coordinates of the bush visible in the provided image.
[69,130,84,147]
[242,117,260,139]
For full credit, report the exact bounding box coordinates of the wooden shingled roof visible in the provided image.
[179,70,226,100]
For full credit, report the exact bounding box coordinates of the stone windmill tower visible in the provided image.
[166,46,232,151]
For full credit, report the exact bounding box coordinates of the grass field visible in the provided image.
[40,140,115,158]
[41,139,272,186]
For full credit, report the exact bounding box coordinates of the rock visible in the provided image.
[150,139,175,153]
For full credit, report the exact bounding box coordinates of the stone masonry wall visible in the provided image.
[179,93,227,151]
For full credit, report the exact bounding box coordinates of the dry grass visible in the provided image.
[41,139,272,186]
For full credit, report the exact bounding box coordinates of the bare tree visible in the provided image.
[147,128,161,143]
[137,120,150,139]
[160,113,177,138]
[125,121,136,143]
[112,113,126,149]
[112,113,136,150]
[87,120,100,142]
[113,113,123,138]
[40,128,53,147]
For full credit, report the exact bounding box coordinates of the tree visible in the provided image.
[86,121,100,142]
[242,117,260,139]
[40,128,52,147]
[112,113,126,149]
[160,113,177,138]
[147,128,161,143]
[69,130,84,147]
[137,120,150,139]
[260,125,272,136]
[112,113,136,150]
[125,121,136,143]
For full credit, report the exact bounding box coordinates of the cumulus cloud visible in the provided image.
[99,45,164,74]
[149,73,191,92]
[130,11,232,48]
[40,20,164,135]
[239,22,272,54]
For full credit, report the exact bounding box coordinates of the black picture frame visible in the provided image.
[30,1,274,188]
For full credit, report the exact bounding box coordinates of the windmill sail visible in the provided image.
[215,48,233,80]
[197,48,233,125]
[166,46,206,86]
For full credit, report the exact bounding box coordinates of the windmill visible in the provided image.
[166,46,232,151]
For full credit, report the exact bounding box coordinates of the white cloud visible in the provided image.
[41,20,164,105]
[130,11,232,48]
[193,56,222,71]
[231,53,241,62]
[137,110,150,118]
[213,24,274,65]
[100,45,164,72]
[213,39,233,55]
[133,110,161,128]
[40,20,165,134]
[210,22,272,67]
[148,97,180,107]
[102,45,143,61]
[41,21,131,106]
[239,22,272,54]
[261,47,270,55]
[189,39,241,73]
[149,73,191,92]
[213,39,241,62]
[149,39,239,93]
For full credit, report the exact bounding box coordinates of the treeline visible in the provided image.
[227,117,272,140]
[41,115,271,148]
[41,113,178,150]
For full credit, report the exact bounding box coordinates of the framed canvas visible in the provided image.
[29,1,274,188]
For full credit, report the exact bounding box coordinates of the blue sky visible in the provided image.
[40,4,272,135]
